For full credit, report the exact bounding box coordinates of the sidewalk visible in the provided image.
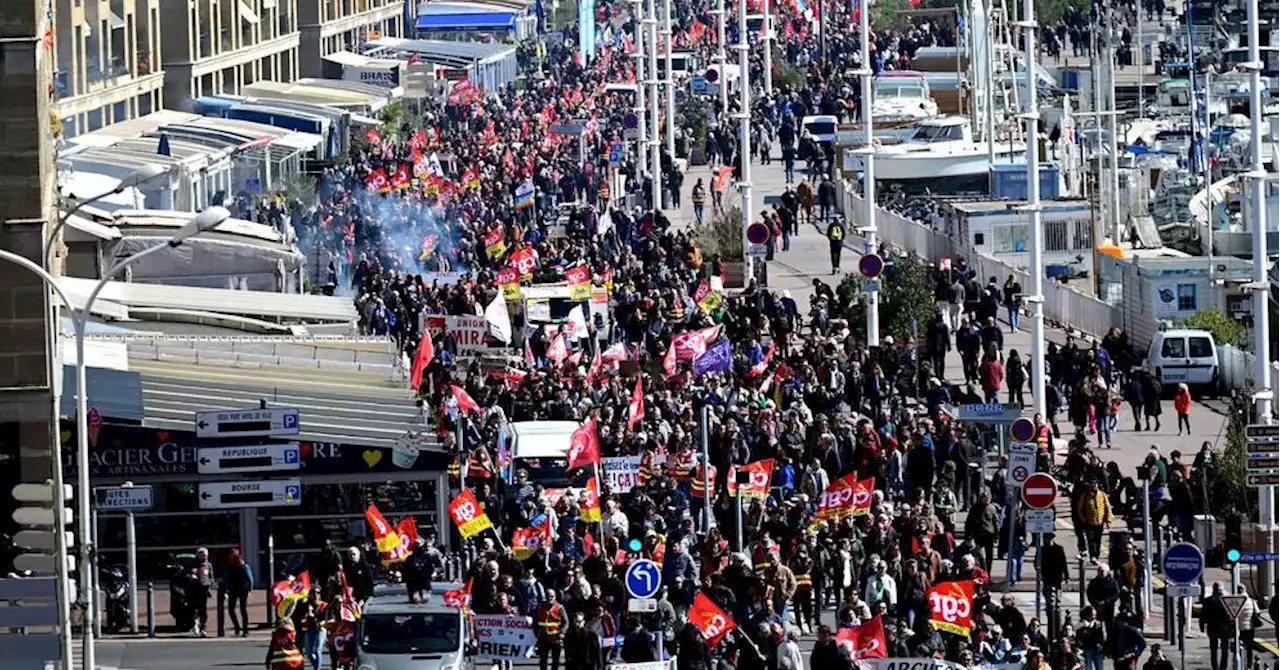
[667,149,1237,661]
[99,586,273,640]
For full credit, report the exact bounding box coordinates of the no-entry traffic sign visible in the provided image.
[1021,473,1058,509]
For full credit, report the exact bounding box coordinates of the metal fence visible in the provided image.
[839,183,1125,345]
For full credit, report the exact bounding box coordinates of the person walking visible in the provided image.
[224,548,254,637]
[1002,275,1023,331]
[1125,372,1145,431]
[1141,371,1163,431]
[1174,383,1192,435]
[265,617,305,670]
[189,547,214,637]
[980,351,1005,403]
[964,491,1000,572]
[1007,350,1027,406]
[536,589,569,670]
[1075,481,1113,561]
[826,217,845,274]
[564,610,603,670]
[1200,583,1234,670]
[691,179,707,225]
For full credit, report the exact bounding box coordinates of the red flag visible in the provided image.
[583,530,595,556]
[396,517,419,546]
[364,127,382,144]
[627,376,644,429]
[525,338,537,366]
[663,343,677,375]
[928,580,976,637]
[567,415,600,470]
[835,616,888,658]
[407,52,421,66]
[449,384,481,415]
[365,505,399,554]
[442,578,472,608]
[409,329,434,389]
[852,477,876,516]
[547,334,568,364]
[363,168,390,193]
[585,349,603,383]
[689,592,736,647]
[734,459,774,498]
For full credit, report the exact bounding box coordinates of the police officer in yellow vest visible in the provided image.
[536,589,569,670]
[825,218,845,274]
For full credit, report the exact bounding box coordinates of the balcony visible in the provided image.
[86,57,130,85]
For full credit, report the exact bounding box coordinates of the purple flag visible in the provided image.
[693,339,732,376]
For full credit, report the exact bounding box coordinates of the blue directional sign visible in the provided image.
[1162,542,1205,584]
[690,75,708,94]
[625,559,661,599]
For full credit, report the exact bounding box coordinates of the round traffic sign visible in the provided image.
[623,113,638,129]
[703,67,719,83]
[625,559,662,599]
[1162,543,1205,585]
[1010,417,1036,443]
[745,221,770,245]
[1021,473,1058,509]
[858,253,884,279]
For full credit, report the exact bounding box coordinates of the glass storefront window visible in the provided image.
[96,510,241,581]
[257,480,439,578]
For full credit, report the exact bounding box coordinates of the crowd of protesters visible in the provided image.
[231,0,1279,668]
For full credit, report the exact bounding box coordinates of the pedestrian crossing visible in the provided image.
[44,645,123,670]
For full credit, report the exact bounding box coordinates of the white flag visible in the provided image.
[485,292,512,344]
[596,210,614,236]
[566,304,590,340]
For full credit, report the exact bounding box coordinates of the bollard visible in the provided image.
[1077,556,1086,613]
[216,586,226,638]
[146,582,156,638]
[1154,526,1164,572]
[1164,591,1173,642]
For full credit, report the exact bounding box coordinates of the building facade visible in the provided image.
[297,0,405,78]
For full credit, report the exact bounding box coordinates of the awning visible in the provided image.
[60,366,145,422]
[272,132,324,151]
[414,12,517,32]
[238,0,261,24]
[262,0,277,8]
[349,113,382,126]
[108,9,125,29]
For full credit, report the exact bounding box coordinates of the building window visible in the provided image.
[1176,283,1197,311]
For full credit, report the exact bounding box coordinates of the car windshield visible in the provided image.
[806,121,837,136]
[1188,336,1214,358]
[361,612,460,655]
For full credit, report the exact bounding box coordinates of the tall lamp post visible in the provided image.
[737,0,753,282]
[67,206,229,670]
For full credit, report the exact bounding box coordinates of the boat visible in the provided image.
[847,116,1026,192]
[871,71,939,125]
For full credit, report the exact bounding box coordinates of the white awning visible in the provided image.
[349,113,382,126]
[272,132,324,151]
[238,0,261,24]
[108,9,125,29]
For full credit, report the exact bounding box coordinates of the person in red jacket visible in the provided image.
[980,351,1006,403]
[1173,383,1192,435]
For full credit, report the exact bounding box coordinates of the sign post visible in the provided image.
[1022,473,1057,619]
[94,484,152,634]
[198,480,302,510]
[1163,542,1204,670]
[194,407,300,438]
[626,558,663,657]
[196,443,301,475]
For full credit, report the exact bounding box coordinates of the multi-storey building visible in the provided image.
[297,0,405,78]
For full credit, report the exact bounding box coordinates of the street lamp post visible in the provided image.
[72,206,229,670]
[737,0,753,283]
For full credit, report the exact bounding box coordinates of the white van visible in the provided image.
[1145,328,1219,389]
[356,585,470,670]
[504,420,583,488]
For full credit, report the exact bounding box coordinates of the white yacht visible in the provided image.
[870,71,939,125]
[848,116,1026,190]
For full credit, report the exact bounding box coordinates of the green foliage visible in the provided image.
[1181,308,1246,347]
[1207,386,1255,523]
[836,251,936,342]
[691,205,744,261]
[679,94,710,151]
[279,173,318,204]
[772,61,807,90]
[380,102,405,128]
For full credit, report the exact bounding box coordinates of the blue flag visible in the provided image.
[693,339,732,376]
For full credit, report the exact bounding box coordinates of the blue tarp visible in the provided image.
[415,11,516,32]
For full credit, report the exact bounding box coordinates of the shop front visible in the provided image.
[64,422,451,581]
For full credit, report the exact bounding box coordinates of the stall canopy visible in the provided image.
[413,2,520,32]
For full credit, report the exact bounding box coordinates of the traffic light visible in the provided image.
[10,481,74,574]
[1223,516,1242,566]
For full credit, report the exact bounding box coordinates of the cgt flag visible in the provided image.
[567,415,601,470]
[270,571,311,618]
[835,615,888,658]
[928,580,975,637]
[365,505,401,555]
[689,592,737,647]
[579,476,602,523]
[811,473,858,526]
[447,489,494,538]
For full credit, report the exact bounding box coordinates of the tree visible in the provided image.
[1181,308,1247,347]
[836,251,937,342]
[1205,386,1254,523]
[691,205,744,261]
